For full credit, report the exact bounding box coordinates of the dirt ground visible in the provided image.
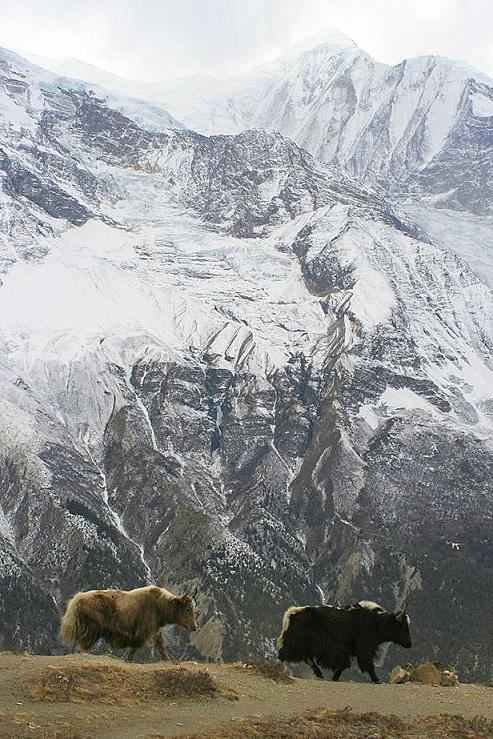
[0,652,491,738]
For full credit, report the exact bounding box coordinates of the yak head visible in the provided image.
[175,594,197,631]
[388,609,412,648]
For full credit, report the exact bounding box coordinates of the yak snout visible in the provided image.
[186,619,197,632]
[396,627,412,648]
[178,611,197,631]
[175,594,198,631]
[178,609,197,632]
[394,611,412,649]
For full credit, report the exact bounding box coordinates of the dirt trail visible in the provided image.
[0,653,491,738]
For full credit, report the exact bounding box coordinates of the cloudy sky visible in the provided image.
[1,0,492,81]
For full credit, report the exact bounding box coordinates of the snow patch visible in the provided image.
[471,92,493,118]
[358,404,380,430]
[380,387,437,414]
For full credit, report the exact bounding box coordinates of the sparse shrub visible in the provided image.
[471,716,493,735]
[25,662,222,704]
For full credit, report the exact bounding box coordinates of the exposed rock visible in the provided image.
[389,666,410,684]
[421,665,444,686]
[410,662,459,686]
[440,670,460,687]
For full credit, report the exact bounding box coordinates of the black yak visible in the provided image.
[277,600,411,683]
[60,585,197,660]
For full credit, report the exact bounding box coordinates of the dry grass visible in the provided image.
[175,707,493,738]
[229,659,294,683]
[471,716,493,734]
[24,662,222,705]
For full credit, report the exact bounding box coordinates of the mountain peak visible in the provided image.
[275,29,357,63]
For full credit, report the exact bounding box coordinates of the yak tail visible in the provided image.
[60,594,81,646]
[60,593,96,650]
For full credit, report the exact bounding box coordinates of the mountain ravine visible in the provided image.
[0,46,492,683]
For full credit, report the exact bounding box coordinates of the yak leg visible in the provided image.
[368,665,380,684]
[332,654,350,682]
[305,657,324,680]
[126,624,147,662]
[154,632,170,661]
[357,654,380,684]
[332,666,345,681]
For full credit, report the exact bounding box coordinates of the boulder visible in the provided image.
[440,669,459,687]
[410,661,443,685]
[409,661,459,686]
[389,665,410,684]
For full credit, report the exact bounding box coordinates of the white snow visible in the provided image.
[0,87,37,132]
[471,92,493,117]
[0,507,15,544]
[379,387,437,414]
[358,404,380,430]
[403,203,493,288]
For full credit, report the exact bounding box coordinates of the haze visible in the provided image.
[0,0,492,82]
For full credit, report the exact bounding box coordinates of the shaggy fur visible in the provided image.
[277,601,411,683]
[60,585,197,660]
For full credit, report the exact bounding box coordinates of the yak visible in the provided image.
[277,600,411,683]
[60,585,197,660]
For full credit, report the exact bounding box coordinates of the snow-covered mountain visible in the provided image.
[156,40,493,214]
[40,33,491,221]
[0,45,492,681]
[155,38,493,288]
[24,36,493,286]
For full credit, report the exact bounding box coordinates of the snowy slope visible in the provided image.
[0,46,182,134]
[0,47,492,680]
[155,42,493,208]
[22,37,492,211]
[157,40,492,288]
[22,37,493,284]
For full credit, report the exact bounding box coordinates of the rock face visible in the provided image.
[0,47,492,682]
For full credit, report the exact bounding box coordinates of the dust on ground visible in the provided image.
[0,652,491,738]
